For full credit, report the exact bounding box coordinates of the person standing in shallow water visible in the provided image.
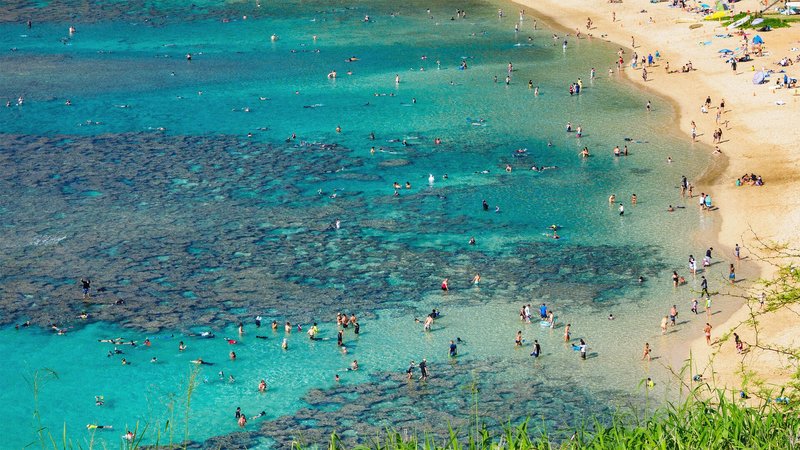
[80,278,91,299]
[530,340,541,358]
[406,360,415,380]
[419,359,429,381]
[700,276,710,298]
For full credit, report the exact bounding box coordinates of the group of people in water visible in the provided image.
[513,303,587,360]
[85,311,368,430]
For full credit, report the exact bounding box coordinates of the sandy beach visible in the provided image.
[514,0,800,395]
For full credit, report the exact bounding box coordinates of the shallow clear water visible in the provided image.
[0,0,724,448]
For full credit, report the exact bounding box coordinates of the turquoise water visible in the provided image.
[0,0,723,448]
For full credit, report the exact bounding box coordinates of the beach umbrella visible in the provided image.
[752,35,764,44]
[752,71,765,84]
[718,48,733,53]
[701,3,710,8]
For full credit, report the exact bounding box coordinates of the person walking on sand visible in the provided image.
[642,342,651,361]
[704,323,712,345]
[729,264,736,284]
[660,316,668,335]
[691,298,699,315]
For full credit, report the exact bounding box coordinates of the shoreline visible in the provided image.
[513,0,800,394]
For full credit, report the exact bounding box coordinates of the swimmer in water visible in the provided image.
[190,358,213,365]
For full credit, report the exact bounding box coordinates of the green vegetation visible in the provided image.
[22,388,800,449]
[310,392,799,450]
[721,12,800,30]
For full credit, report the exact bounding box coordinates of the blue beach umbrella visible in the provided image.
[718,48,732,53]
